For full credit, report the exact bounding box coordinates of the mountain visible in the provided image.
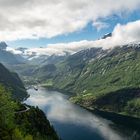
[41,54,69,65]
[0,48,20,64]
[0,46,59,140]
[0,41,7,50]
[0,63,27,100]
[0,42,30,81]
[26,52,70,66]
[31,47,106,83]
[101,33,112,39]
[33,43,140,118]
[0,42,26,65]
[16,47,28,53]
[0,69,59,140]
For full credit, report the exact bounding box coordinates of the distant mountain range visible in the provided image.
[0,42,27,65]
[1,35,140,118]
[0,42,28,100]
[0,33,114,65]
[0,48,59,140]
[31,42,140,118]
[101,33,112,39]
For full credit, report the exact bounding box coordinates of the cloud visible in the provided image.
[0,0,140,41]
[18,20,140,56]
[6,20,140,57]
[6,47,22,54]
[25,88,123,140]
[24,41,93,56]
[92,21,109,31]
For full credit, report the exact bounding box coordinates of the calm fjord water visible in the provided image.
[25,87,139,140]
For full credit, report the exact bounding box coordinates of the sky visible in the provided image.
[0,0,140,55]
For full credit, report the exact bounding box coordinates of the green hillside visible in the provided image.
[0,42,26,65]
[0,85,59,140]
[0,63,27,100]
[0,63,59,140]
[36,44,140,118]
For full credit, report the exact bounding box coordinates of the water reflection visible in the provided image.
[25,87,139,140]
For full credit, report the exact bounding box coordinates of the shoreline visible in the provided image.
[29,86,140,131]
[79,104,140,131]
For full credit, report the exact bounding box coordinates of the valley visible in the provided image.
[0,43,60,140]
[25,87,140,140]
[0,1,140,140]
[21,43,140,119]
[0,41,140,140]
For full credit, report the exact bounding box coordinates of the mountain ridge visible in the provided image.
[32,43,140,118]
[0,63,27,100]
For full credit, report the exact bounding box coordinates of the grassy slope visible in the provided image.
[0,84,59,140]
[70,46,140,117]
[0,63,27,100]
[40,45,140,118]
[0,63,59,140]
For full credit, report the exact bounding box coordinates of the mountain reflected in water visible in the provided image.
[25,87,139,140]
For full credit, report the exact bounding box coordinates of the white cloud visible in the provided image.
[0,0,140,41]
[25,88,126,140]
[6,20,140,57]
[6,47,22,54]
[21,20,140,56]
[92,21,109,31]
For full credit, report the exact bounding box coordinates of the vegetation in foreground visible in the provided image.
[0,85,59,140]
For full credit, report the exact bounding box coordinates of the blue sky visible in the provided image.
[0,0,139,49]
[7,9,140,48]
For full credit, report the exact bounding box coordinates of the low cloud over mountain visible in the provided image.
[7,20,140,57]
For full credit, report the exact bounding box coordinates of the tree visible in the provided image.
[0,85,17,129]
